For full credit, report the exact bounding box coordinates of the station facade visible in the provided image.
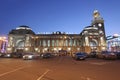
[7,10,107,54]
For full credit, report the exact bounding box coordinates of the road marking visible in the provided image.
[37,69,50,80]
[58,57,63,63]
[81,76,91,80]
[0,66,26,77]
[90,62,111,65]
[87,77,91,80]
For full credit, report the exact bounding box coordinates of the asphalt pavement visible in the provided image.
[0,56,120,80]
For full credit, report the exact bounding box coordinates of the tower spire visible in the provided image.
[93,10,102,20]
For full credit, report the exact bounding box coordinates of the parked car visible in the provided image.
[4,53,12,58]
[104,52,117,60]
[23,53,38,60]
[97,51,107,59]
[0,53,6,57]
[73,52,87,60]
[11,52,23,58]
[89,51,97,58]
[58,50,67,56]
[97,51,117,60]
[113,52,120,59]
[40,53,53,58]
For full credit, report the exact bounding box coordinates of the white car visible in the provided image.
[23,53,35,60]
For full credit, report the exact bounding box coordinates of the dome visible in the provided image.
[16,25,32,30]
[9,25,35,35]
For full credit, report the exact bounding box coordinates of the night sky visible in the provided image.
[0,0,120,36]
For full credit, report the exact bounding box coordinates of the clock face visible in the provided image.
[99,30,104,35]
[98,23,102,27]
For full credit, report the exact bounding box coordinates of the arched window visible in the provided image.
[16,40,25,49]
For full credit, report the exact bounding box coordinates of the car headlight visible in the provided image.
[7,54,10,57]
[23,56,25,58]
[111,53,115,55]
[28,55,33,58]
[41,54,43,57]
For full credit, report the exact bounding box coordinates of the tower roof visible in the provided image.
[93,10,99,14]
[93,9,101,18]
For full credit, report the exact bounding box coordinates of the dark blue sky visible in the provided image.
[0,0,120,36]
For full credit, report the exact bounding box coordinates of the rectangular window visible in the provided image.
[48,40,50,47]
[52,40,54,47]
[56,40,59,46]
[39,40,41,46]
[73,40,76,46]
[69,39,72,46]
[43,40,46,47]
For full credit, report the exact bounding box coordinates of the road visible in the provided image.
[0,56,120,80]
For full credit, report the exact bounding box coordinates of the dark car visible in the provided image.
[4,53,12,58]
[73,52,87,60]
[97,51,117,60]
[11,52,23,58]
[104,52,117,60]
[89,51,97,58]
[96,51,108,59]
[40,53,53,58]
[59,50,67,56]
[0,53,6,57]
[113,52,120,59]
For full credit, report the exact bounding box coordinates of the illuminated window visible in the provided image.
[48,40,50,47]
[100,37,105,46]
[65,40,68,46]
[39,40,41,46]
[69,39,72,46]
[52,40,54,47]
[56,40,59,46]
[73,40,76,46]
[43,40,46,47]
[85,37,89,46]
[77,40,80,46]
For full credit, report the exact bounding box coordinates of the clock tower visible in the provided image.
[91,10,106,36]
[91,10,107,51]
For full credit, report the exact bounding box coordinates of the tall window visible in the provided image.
[35,39,38,46]
[73,40,76,46]
[69,39,72,46]
[77,40,80,46]
[59,40,63,46]
[65,40,68,46]
[43,40,46,47]
[85,37,89,46]
[52,40,54,47]
[56,40,59,46]
[48,40,50,47]
[39,40,41,46]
